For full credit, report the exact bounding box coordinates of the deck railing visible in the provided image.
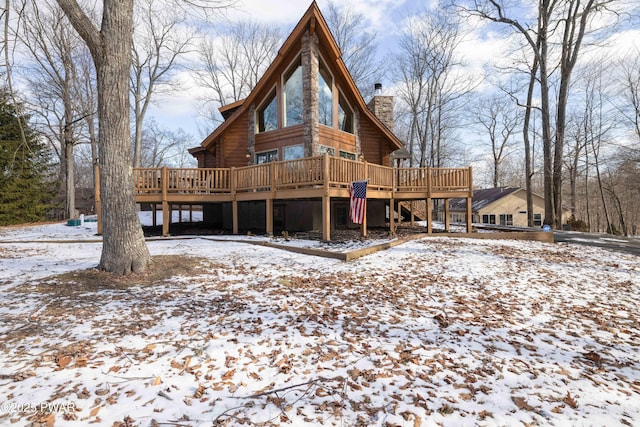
[134,155,471,196]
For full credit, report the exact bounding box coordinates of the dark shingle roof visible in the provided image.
[450,187,521,211]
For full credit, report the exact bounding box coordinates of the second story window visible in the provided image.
[258,90,277,133]
[318,62,333,127]
[338,92,353,133]
[283,59,303,127]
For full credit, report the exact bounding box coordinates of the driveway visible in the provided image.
[553,230,640,257]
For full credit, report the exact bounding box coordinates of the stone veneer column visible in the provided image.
[301,29,319,157]
[247,105,256,165]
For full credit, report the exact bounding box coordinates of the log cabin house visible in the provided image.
[119,2,473,240]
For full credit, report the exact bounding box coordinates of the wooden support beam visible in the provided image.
[444,198,450,232]
[426,198,433,234]
[162,202,170,236]
[232,200,238,234]
[152,204,157,227]
[467,166,473,233]
[161,167,169,236]
[322,195,330,241]
[466,196,473,233]
[266,198,273,236]
[231,167,238,234]
[389,198,396,235]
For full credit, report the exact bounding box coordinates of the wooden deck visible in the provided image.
[100,154,473,239]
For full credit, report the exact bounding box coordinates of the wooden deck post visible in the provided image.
[266,198,273,236]
[231,167,238,234]
[389,198,396,235]
[467,166,473,233]
[426,166,432,233]
[152,204,157,227]
[161,166,169,236]
[444,198,450,232]
[322,153,331,241]
[426,198,433,234]
[94,163,102,235]
[361,160,368,238]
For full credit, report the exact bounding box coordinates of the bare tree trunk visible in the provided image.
[523,55,539,227]
[57,0,150,275]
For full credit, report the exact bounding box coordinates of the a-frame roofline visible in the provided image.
[201,1,403,152]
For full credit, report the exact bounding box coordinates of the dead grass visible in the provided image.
[30,255,208,294]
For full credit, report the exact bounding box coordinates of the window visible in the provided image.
[318,63,333,127]
[499,214,513,226]
[319,145,335,156]
[339,150,356,160]
[534,213,542,227]
[256,149,278,164]
[283,144,304,160]
[283,60,303,127]
[338,92,353,133]
[257,90,277,133]
[482,214,496,224]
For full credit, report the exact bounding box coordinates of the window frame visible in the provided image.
[282,57,303,128]
[338,90,354,134]
[499,214,514,226]
[257,87,278,133]
[318,59,334,128]
[482,214,496,224]
[255,149,279,164]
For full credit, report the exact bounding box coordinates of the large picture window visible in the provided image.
[258,90,277,133]
[283,60,303,127]
[283,144,304,160]
[318,63,333,127]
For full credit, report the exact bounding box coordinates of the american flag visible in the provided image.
[349,180,367,224]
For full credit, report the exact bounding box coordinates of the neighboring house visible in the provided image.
[117,1,473,239]
[449,187,568,228]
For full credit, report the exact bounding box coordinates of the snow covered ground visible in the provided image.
[0,215,638,426]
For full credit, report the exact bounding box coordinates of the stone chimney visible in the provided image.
[367,83,394,131]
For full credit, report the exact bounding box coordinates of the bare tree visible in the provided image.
[17,0,96,219]
[475,94,521,187]
[194,19,280,128]
[617,48,640,156]
[459,0,618,229]
[131,0,194,168]
[394,5,475,168]
[140,119,195,168]
[324,0,384,100]
[55,0,151,274]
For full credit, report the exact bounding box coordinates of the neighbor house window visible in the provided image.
[338,92,353,133]
[256,149,278,164]
[258,90,277,133]
[534,213,542,227]
[482,214,496,224]
[283,144,304,160]
[499,214,513,226]
[339,150,356,160]
[318,62,333,127]
[283,59,303,127]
